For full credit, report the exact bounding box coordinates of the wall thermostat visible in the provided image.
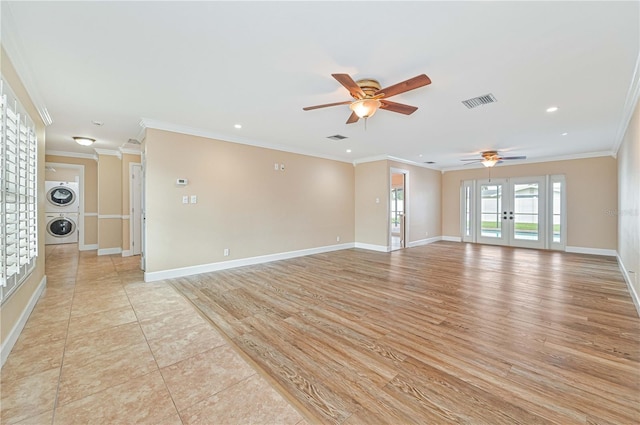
[176,178,188,186]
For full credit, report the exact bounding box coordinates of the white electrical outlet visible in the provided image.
[375,197,380,204]
[223,248,229,256]
[426,231,429,237]
[280,163,285,171]
[336,236,340,242]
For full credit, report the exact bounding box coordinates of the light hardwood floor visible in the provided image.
[171,242,640,425]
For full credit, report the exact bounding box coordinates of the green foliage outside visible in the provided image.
[481,221,560,231]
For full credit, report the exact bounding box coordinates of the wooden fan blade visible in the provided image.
[303,100,351,111]
[500,156,527,160]
[375,74,431,98]
[332,74,365,99]
[380,100,418,115]
[346,111,359,124]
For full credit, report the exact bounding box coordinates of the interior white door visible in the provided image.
[390,172,406,251]
[131,164,142,256]
[475,177,546,249]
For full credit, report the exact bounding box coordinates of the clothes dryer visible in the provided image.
[45,181,79,213]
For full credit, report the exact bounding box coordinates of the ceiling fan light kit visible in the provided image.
[349,98,381,119]
[303,73,431,124]
[461,150,527,168]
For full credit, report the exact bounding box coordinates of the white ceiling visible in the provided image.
[3,1,639,169]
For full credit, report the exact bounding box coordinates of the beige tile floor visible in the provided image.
[1,244,308,425]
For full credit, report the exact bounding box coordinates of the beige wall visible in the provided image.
[98,154,122,250]
[1,48,46,351]
[355,160,442,248]
[45,166,79,182]
[618,99,640,306]
[354,160,389,247]
[45,155,98,246]
[389,160,442,244]
[442,156,618,250]
[144,128,355,273]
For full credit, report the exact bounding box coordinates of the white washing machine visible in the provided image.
[45,181,79,213]
[45,213,78,245]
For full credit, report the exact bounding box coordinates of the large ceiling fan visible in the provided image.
[461,150,527,168]
[303,73,431,124]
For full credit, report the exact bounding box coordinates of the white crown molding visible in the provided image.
[136,121,146,145]
[440,150,615,173]
[1,5,52,126]
[613,49,640,156]
[351,155,441,171]
[140,117,351,164]
[45,149,98,161]
[119,147,141,156]
[94,148,122,159]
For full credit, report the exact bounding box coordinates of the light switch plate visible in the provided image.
[190,195,197,204]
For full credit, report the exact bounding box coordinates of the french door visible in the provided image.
[475,177,546,249]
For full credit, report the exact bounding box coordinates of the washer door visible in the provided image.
[47,217,76,237]
[47,186,76,207]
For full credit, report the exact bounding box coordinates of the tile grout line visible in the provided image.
[49,245,81,425]
[122,277,186,425]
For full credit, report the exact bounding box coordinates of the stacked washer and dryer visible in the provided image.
[45,181,79,245]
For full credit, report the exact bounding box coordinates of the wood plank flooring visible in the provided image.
[169,242,640,425]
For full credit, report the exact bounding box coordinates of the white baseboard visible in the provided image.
[354,242,389,252]
[442,236,462,242]
[79,243,98,251]
[98,247,122,256]
[1,275,46,367]
[407,236,443,248]
[617,254,640,317]
[121,250,132,257]
[565,246,617,256]
[144,242,356,282]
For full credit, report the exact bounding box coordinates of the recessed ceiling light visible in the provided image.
[234,124,242,129]
[562,132,568,136]
[418,154,423,158]
[91,120,104,126]
[546,106,559,113]
[346,149,352,153]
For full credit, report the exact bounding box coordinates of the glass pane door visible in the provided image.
[476,179,507,245]
[508,176,546,249]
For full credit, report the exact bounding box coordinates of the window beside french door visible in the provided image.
[461,175,565,250]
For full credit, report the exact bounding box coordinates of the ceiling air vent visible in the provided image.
[327,134,348,140]
[462,93,497,109]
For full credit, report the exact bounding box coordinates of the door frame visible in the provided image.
[129,162,142,256]
[45,162,87,250]
[462,175,558,250]
[389,167,409,251]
